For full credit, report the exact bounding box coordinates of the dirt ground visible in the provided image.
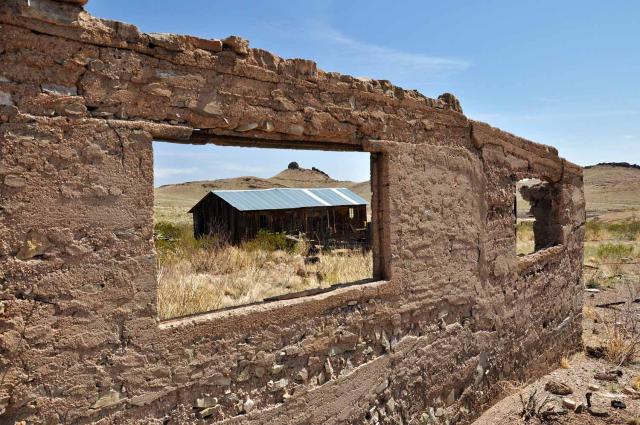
[474,281,640,424]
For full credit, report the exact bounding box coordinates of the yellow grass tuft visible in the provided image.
[602,325,637,365]
[560,357,571,369]
[155,222,373,320]
[516,220,535,255]
[583,305,598,321]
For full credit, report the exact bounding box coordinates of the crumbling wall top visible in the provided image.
[1,0,465,113]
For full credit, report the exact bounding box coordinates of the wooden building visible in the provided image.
[188,188,369,247]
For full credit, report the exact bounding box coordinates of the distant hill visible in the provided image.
[583,163,640,220]
[156,162,640,225]
[155,165,372,225]
[584,162,640,170]
[516,163,640,221]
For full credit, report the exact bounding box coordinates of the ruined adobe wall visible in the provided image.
[0,1,585,423]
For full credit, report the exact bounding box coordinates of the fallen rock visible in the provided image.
[586,345,605,359]
[611,399,626,409]
[595,371,619,382]
[268,378,288,391]
[588,384,601,391]
[243,397,255,413]
[195,396,218,409]
[91,390,122,409]
[545,380,573,395]
[198,405,220,419]
[588,407,609,417]
[17,230,50,260]
[4,174,26,188]
[562,398,577,410]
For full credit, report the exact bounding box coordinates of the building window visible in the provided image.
[515,178,562,256]
[153,141,384,320]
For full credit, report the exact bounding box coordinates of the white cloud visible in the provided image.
[154,167,198,179]
[300,21,471,82]
[308,25,470,78]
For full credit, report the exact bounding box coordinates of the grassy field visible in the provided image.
[157,163,640,322]
[517,217,640,261]
[155,223,372,319]
[583,218,640,291]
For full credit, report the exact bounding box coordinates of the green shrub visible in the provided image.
[608,219,640,241]
[596,243,634,259]
[585,276,601,289]
[585,220,604,240]
[154,221,222,257]
[242,230,294,253]
[154,221,188,254]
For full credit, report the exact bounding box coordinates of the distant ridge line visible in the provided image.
[584,162,640,170]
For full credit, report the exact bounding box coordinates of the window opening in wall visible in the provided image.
[515,178,562,256]
[153,141,379,320]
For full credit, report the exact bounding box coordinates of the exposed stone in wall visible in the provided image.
[0,0,585,423]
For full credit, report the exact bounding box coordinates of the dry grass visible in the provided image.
[516,220,535,255]
[155,223,373,320]
[581,217,640,367]
[583,305,599,321]
[597,290,640,366]
[603,327,635,364]
[560,357,571,369]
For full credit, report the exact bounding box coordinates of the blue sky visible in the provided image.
[87,1,640,186]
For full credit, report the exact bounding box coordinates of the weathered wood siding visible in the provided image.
[192,193,367,245]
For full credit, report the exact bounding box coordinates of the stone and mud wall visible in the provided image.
[0,0,585,423]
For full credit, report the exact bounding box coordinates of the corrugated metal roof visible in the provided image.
[194,187,368,212]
